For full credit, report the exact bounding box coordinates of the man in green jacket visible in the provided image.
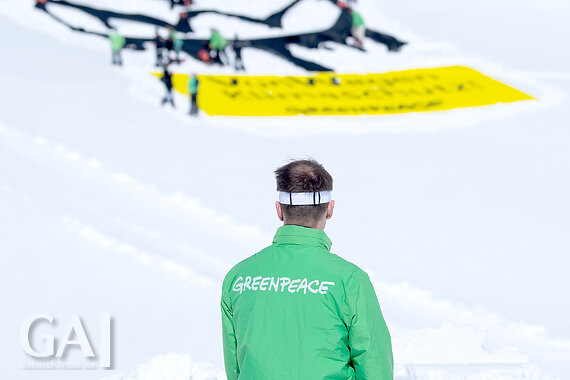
[108,28,126,66]
[168,27,184,62]
[221,159,393,379]
[349,7,366,48]
[209,28,228,65]
[187,73,199,116]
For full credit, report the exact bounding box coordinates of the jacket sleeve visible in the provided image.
[346,270,393,380]
[221,277,239,380]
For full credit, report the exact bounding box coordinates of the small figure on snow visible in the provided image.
[232,34,249,72]
[108,28,126,66]
[153,27,166,67]
[188,73,199,116]
[167,27,184,63]
[209,28,228,65]
[349,7,365,48]
[161,65,175,107]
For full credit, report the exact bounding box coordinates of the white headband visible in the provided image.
[278,191,332,206]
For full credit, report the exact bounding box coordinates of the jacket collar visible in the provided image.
[272,225,332,251]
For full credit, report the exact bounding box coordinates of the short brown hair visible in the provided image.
[275,159,333,224]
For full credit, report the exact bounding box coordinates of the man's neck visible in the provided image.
[283,221,325,231]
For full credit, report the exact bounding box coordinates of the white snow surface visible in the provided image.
[1,0,569,379]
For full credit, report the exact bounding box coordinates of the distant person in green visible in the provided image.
[187,73,199,116]
[108,28,126,66]
[168,27,183,63]
[349,7,365,48]
[221,159,393,380]
[209,28,228,65]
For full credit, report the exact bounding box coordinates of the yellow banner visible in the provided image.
[156,66,533,116]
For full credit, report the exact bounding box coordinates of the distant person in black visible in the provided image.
[165,31,174,53]
[153,28,165,67]
[231,34,249,72]
[161,65,175,107]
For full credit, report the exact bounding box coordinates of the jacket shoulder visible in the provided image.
[222,246,271,290]
[326,251,369,280]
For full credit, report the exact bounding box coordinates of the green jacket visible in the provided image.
[169,30,180,42]
[221,225,393,380]
[109,31,126,52]
[209,30,227,50]
[188,76,199,94]
[352,10,365,27]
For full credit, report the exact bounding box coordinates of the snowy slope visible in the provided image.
[1,0,570,379]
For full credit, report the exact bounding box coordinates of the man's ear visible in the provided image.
[326,200,335,220]
[275,201,284,222]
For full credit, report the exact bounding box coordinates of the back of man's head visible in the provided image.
[275,159,333,227]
